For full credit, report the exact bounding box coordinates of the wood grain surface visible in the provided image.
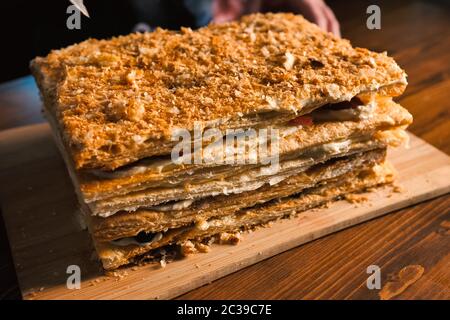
[0,0,449,299]
[0,125,448,300]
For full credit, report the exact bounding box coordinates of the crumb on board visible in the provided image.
[206,237,216,246]
[106,270,128,281]
[219,232,242,245]
[344,193,368,204]
[392,183,404,193]
[195,242,211,253]
[88,279,107,287]
[180,240,197,256]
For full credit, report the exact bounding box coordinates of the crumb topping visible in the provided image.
[31,13,407,170]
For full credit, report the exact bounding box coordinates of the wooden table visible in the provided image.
[0,0,449,299]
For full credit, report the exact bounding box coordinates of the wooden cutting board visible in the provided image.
[0,123,449,300]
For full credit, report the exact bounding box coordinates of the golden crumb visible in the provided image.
[106,270,128,280]
[180,240,197,256]
[219,232,242,245]
[344,193,369,204]
[392,184,404,193]
[31,12,407,170]
[195,242,211,253]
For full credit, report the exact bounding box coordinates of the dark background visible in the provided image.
[1,0,449,84]
[0,0,415,83]
[4,0,450,83]
[0,0,205,83]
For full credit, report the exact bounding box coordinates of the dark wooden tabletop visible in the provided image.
[0,0,449,300]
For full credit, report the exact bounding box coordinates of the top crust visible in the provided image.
[31,13,407,170]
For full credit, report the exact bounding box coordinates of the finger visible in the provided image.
[212,0,243,23]
[289,0,328,31]
[244,0,263,14]
[324,5,341,37]
[310,6,328,31]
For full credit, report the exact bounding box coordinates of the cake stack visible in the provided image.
[31,13,412,270]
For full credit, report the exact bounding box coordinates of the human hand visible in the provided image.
[212,0,245,24]
[212,0,340,37]
[286,0,340,37]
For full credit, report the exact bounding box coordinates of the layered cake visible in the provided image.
[31,13,412,270]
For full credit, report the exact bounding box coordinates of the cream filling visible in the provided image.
[91,159,170,179]
[312,101,376,122]
[109,137,356,214]
[320,140,352,154]
[106,140,388,245]
[108,213,240,247]
[111,232,163,247]
[90,125,299,179]
[89,100,377,180]
[109,217,214,247]
[152,199,195,212]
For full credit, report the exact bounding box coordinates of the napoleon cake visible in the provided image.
[31,13,412,270]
